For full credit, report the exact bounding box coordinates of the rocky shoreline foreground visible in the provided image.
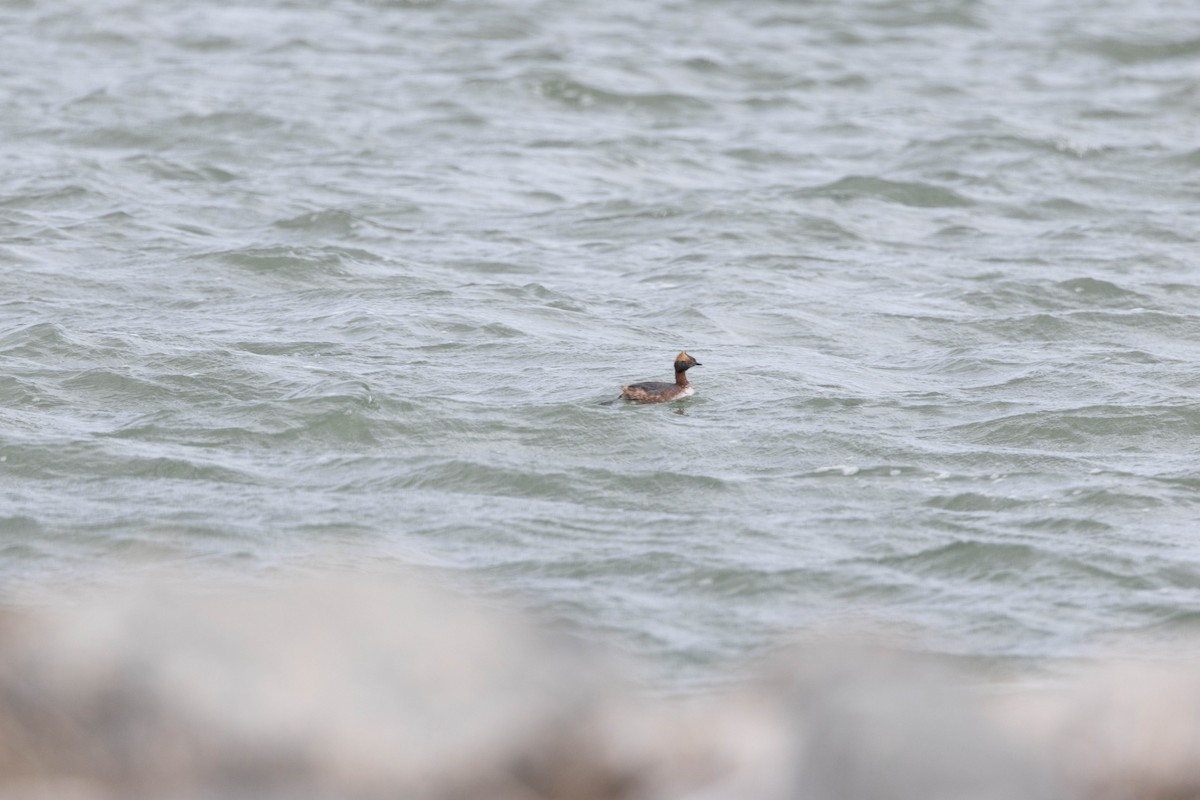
[0,575,1196,800]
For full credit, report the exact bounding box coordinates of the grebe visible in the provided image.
[615,351,701,404]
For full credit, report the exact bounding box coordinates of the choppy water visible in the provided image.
[3,0,1200,684]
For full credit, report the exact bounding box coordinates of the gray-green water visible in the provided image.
[3,0,1200,684]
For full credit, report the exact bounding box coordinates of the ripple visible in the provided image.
[0,516,42,536]
[923,492,1029,513]
[871,539,1063,583]
[1078,34,1200,63]
[0,322,76,359]
[198,245,382,281]
[795,176,974,208]
[1054,277,1146,304]
[948,406,1200,449]
[110,455,255,483]
[529,73,714,116]
[273,209,361,236]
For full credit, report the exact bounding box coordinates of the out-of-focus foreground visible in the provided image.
[0,576,1197,800]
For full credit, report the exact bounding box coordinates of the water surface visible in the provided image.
[3,0,1200,685]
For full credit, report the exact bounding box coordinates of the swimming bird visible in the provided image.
[612,351,701,404]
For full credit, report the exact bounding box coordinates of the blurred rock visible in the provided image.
[2,577,1200,800]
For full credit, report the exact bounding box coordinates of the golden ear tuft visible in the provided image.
[675,351,690,362]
